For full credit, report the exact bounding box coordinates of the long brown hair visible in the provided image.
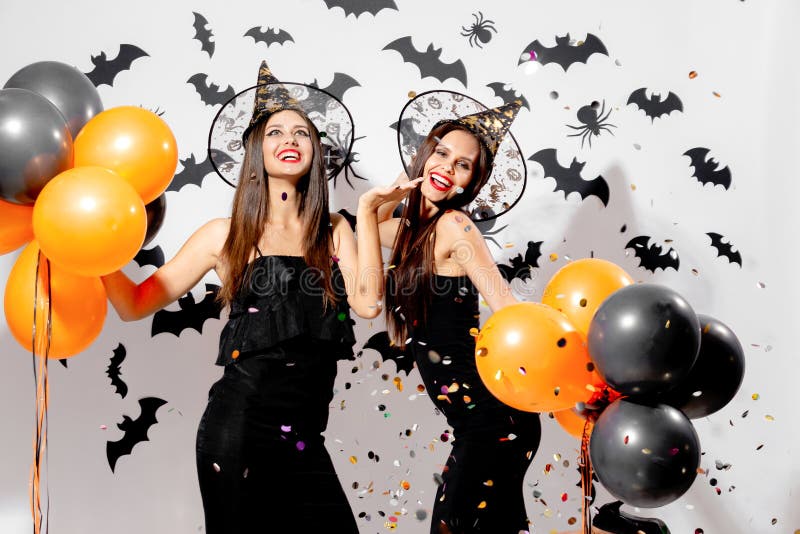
[385,122,494,346]
[217,111,336,306]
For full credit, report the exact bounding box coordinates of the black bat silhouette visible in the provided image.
[106,397,167,472]
[497,241,542,282]
[187,73,235,107]
[529,148,610,206]
[133,245,165,269]
[170,151,235,192]
[383,37,467,86]
[518,33,608,70]
[625,235,680,272]
[84,44,149,87]
[151,284,222,337]
[360,331,413,375]
[392,117,427,156]
[683,147,731,189]
[192,12,215,57]
[244,26,294,47]
[322,0,398,17]
[106,343,128,399]
[627,88,683,121]
[486,82,530,110]
[706,232,742,267]
[310,72,361,101]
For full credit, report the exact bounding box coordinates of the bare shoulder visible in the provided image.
[436,210,478,244]
[329,211,350,230]
[188,217,230,258]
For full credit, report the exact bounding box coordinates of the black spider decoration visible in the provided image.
[461,12,497,48]
[566,100,616,148]
[326,134,367,189]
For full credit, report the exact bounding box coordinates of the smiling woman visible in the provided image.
[98,60,421,534]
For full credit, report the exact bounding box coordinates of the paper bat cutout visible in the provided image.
[706,232,742,267]
[497,241,542,282]
[518,33,608,70]
[359,331,413,375]
[84,44,149,87]
[392,117,427,157]
[683,147,731,189]
[625,235,680,272]
[133,245,165,269]
[106,343,128,399]
[192,12,215,57]
[106,397,167,472]
[627,88,683,121]
[310,72,361,101]
[151,284,222,337]
[529,148,610,206]
[244,26,294,47]
[486,82,530,110]
[383,37,467,86]
[321,0,398,18]
[187,73,235,107]
[169,151,234,192]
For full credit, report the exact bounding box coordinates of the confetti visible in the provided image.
[407,91,417,99]
[350,456,358,464]
[248,307,259,313]
[752,393,760,400]
[477,501,487,509]
[689,70,698,79]
[476,347,488,357]
[212,462,221,473]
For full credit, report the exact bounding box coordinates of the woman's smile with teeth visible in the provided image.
[430,172,453,191]
[277,149,301,162]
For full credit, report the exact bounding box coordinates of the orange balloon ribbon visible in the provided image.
[29,249,52,534]
[0,199,34,255]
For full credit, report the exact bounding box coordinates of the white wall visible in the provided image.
[1,1,797,532]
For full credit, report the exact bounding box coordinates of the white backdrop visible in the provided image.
[1,1,798,532]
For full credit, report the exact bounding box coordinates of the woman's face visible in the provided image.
[419,129,480,204]
[261,110,314,179]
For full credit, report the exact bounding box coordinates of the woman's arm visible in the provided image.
[101,218,228,321]
[437,211,518,312]
[334,179,422,318]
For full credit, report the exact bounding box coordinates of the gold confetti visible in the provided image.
[642,448,652,454]
[469,328,480,337]
[549,253,558,262]
[408,91,417,99]
[765,415,775,421]
[665,319,671,328]
[477,501,487,509]
[401,480,411,490]
[631,184,637,191]
[712,91,721,98]
[483,480,494,487]
[751,393,759,400]
[553,453,561,461]
[689,70,698,79]
[349,456,358,464]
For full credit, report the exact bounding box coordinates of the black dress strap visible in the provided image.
[255,245,264,257]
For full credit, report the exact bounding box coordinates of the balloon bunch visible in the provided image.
[1,60,177,359]
[475,258,745,512]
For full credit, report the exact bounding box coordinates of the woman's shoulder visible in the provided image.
[435,209,473,237]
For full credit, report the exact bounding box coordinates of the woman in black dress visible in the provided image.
[101,60,419,533]
[379,93,540,534]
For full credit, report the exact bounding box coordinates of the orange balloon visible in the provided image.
[4,242,107,358]
[73,106,178,203]
[0,199,33,254]
[32,166,146,276]
[475,302,605,413]
[553,408,594,440]
[542,258,634,334]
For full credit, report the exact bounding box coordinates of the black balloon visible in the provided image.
[651,314,745,419]
[143,194,167,247]
[4,61,103,139]
[589,399,700,508]
[587,284,701,395]
[0,88,73,204]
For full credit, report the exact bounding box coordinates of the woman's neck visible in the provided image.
[266,178,302,225]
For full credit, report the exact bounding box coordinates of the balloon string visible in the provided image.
[30,251,51,534]
[580,416,593,534]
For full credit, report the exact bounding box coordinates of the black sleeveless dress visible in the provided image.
[410,275,542,534]
[196,254,358,534]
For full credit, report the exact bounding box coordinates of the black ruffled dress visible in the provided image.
[195,254,358,533]
[409,275,542,534]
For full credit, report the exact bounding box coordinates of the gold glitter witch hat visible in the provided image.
[396,90,527,221]
[436,99,522,158]
[208,59,355,187]
[243,60,303,142]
